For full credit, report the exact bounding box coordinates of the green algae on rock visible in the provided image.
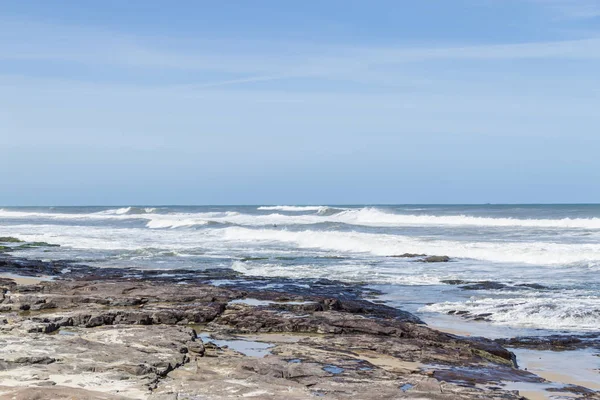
[0,237,24,243]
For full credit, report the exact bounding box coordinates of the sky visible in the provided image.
[1,0,600,205]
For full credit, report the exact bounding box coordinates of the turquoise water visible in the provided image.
[1,204,599,334]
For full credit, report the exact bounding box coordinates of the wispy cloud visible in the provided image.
[529,0,600,19]
[2,16,600,90]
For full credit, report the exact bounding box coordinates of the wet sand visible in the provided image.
[512,348,600,390]
[0,273,49,285]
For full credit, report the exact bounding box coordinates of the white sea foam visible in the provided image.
[219,227,600,266]
[422,296,600,331]
[0,209,138,221]
[141,209,600,229]
[137,208,600,229]
[329,208,600,229]
[98,207,157,215]
[257,205,332,212]
[231,260,443,285]
[4,217,600,266]
[145,218,210,229]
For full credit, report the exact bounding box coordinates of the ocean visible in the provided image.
[1,204,599,336]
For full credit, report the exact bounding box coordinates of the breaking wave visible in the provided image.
[231,260,442,285]
[142,208,600,229]
[97,207,157,215]
[422,296,600,331]
[4,207,600,230]
[257,205,332,212]
[328,208,600,229]
[218,227,600,266]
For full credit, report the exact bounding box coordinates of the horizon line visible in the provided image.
[2,203,600,207]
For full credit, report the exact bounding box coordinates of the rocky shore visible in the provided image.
[0,246,598,399]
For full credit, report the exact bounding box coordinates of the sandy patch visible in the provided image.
[0,273,51,285]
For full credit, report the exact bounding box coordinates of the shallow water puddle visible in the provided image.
[208,279,238,287]
[229,298,275,306]
[399,383,414,392]
[198,332,274,357]
[58,328,78,336]
[510,348,600,391]
[229,298,317,306]
[323,365,344,374]
[499,381,581,400]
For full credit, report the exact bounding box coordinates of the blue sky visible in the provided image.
[1,0,599,205]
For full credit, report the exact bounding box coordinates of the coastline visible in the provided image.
[1,249,598,399]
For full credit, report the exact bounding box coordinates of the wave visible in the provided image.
[231,260,442,285]
[145,218,210,229]
[0,208,156,220]
[5,218,600,266]
[144,208,600,230]
[422,296,600,331]
[218,227,600,266]
[329,208,600,229]
[98,207,157,215]
[4,206,600,230]
[257,205,330,212]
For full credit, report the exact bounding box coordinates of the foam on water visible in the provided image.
[422,295,600,331]
[144,208,600,229]
[4,206,600,230]
[231,260,444,285]
[145,218,210,229]
[331,208,600,229]
[257,205,332,212]
[219,227,600,266]
[4,222,600,267]
[97,207,157,215]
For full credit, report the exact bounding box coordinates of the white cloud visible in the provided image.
[530,0,600,19]
[1,16,600,90]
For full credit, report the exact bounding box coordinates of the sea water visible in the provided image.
[1,204,599,335]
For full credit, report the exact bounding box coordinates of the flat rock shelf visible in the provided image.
[1,253,598,399]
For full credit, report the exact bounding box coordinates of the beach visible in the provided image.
[0,205,599,399]
[0,251,598,398]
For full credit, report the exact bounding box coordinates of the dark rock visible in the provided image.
[460,281,506,290]
[389,253,426,258]
[12,356,56,365]
[514,283,548,290]
[0,237,23,243]
[0,253,550,399]
[432,365,542,386]
[16,242,61,249]
[420,256,450,263]
[441,279,470,285]
[496,334,600,351]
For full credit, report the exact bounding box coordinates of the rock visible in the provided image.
[460,281,506,290]
[0,237,23,243]
[0,386,132,399]
[496,334,600,351]
[432,365,543,385]
[514,283,548,290]
[185,340,205,355]
[16,242,61,249]
[11,356,57,365]
[389,253,426,258]
[0,254,568,399]
[441,279,469,285]
[420,255,450,263]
